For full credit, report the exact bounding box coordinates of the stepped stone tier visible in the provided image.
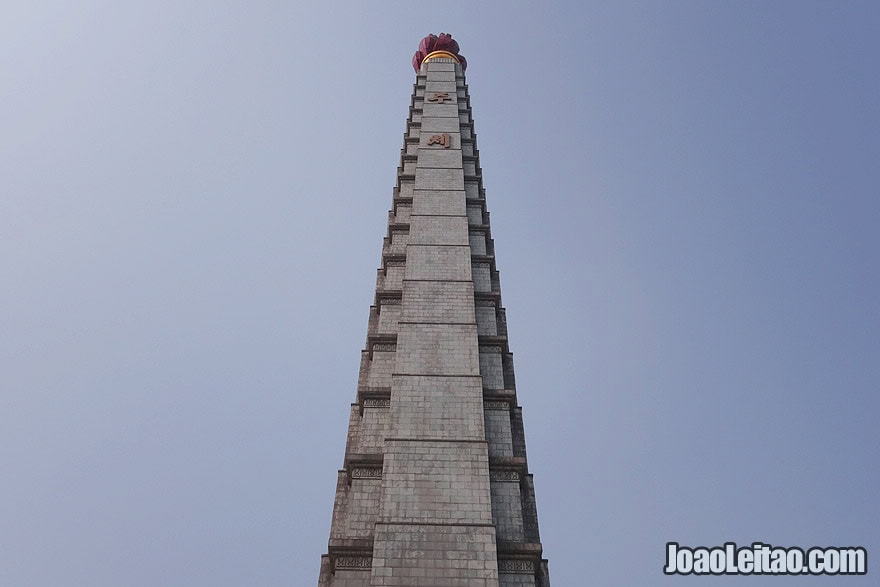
[317,34,551,587]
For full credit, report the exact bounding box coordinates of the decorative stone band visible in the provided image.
[489,470,521,482]
[479,335,509,355]
[362,398,391,408]
[483,400,510,410]
[350,467,383,480]
[366,334,397,359]
[475,299,496,307]
[376,290,402,306]
[474,291,501,304]
[334,555,373,569]
[498,559,536,574]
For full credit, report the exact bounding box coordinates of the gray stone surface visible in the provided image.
[412,190,466,216]
[484,405,514,458]
[424,80,458,93]
[404,246,472,281]
[375,302,401,333]
[318,54,549,587]
[418,116,461,134]
[371,524,499,586]
[470,231,487,255]
[402,280,475,323]
[380,439,492,522]
[396,323,480,375]
[422,60,456,71]
[415,148,463,169]
[422,102,459,117]
[408,215,469,245]
[388,376,485,440]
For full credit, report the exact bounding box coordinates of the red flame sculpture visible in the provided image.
[412,33,467,72]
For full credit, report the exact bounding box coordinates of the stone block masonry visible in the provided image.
[318,48,550,587]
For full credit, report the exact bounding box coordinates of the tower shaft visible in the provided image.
[318,45,550,587]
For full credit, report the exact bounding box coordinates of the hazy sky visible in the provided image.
[2,2,878,585]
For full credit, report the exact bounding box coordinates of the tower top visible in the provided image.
[412,33,467,72]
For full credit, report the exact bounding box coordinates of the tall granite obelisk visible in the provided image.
[317,34,551,587]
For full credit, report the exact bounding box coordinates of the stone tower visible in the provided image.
[317,34,551,586]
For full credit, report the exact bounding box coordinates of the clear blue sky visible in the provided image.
[1,2,877,585]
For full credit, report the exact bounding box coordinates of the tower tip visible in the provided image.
[412,33,467,72]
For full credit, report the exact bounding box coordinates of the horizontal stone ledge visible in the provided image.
[380,254,406,269]
[366,345,395,356]
[396,320,477,326]
[400,278,473,283]
[341,456,384,485]
[374,291,402,305]
[479,343,510,355]
[408,213,468,219]
[365,334,398,358]
[374,521,495,528]
[488,456,529,478]
[384,437,488,444]
[357,391,390,401]
[356,387,391,409]
[413,188,466,193]
[391,373,483,378]
[344,453,383,467]
[404,243,471,247]
[327,538,373,553]
[356,398,390,415]
[357,385,391,394]
[474,291,501,302]
[496,542,544,557]
[482,388,517,402]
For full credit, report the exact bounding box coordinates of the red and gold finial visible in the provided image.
[412,33,467,72]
